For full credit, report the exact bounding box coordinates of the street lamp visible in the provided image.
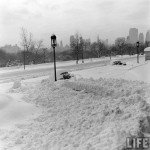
[136,41,140,63]
[109,47,111,60]
[51,34,57,81]
[23,46,26,70]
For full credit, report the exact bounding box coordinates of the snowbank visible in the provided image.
[3,77,150,150]
[72,58,149,83]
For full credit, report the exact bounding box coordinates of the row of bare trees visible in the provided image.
[20,27,48,66]
[70,33,147,63]
[70,33,91,64]
[70,33,110,63]
[0,29,148,68]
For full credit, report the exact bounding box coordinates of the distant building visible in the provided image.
[103,39,108,46]
[57,43,60,48]
[145,30,150,42]
[126,36,130,44]
[129,28,138,44]
[60,40,63,48]
[139,33,144,44]
[70,35,75,44]
[64,44,70,49]
[1,44,21,53]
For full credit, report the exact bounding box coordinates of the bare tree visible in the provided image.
[70,33,80,64]
[20,27,33,66]
[115,38,125,56]
[34,40,43,64]
[36,40,43,52]
[79,36,84,63]
[94,37,105,58]
[42,48,48,63]
[20,27,33,52]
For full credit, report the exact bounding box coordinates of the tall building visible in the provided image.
[60,40,63,48]
[139,33,144,43]
[145,30,150,42]
[126,36,130,44]
[129,28,138,44]
[70,35,75,44]
[104,39,108,45]
[64,44,70,49]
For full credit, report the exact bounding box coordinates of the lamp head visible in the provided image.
[51,34,57,47]
[136,41,140,48]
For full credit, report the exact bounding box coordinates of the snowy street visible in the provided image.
[0,55,141,83]
[73,57,150,83]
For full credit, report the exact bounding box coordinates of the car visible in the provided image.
[113,61,122,65]
[112,61,126,66]
[58,71,73,80]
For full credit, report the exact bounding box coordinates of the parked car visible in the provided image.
[57,71,74,80]
[112,61,126,66]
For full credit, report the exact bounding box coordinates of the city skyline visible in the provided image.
[0,0,149,47]
[0,28,150,49]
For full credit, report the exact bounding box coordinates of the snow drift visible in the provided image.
[3,77,150,150]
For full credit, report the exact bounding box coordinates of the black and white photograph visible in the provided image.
[0,0,150,149]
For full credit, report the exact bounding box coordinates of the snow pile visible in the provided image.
[12,80,22,89]
[4,78,150,150]
[9,79,37,94]
[8,80,27,93]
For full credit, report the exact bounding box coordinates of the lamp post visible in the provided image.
[51,34,57,81]
[136,41,140,63]
[76,38,79,64]
[23,46,25,70]
[81,38,84,63]
[81,48,84,63]
[109,47,111,60]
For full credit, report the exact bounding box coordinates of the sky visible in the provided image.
[0,0,150,47]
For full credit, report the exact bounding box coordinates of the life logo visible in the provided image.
[126,137,150,149]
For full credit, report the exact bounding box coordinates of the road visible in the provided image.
[0,56,141,83]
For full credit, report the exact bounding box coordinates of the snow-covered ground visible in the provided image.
[73,57,150,83]
[0,55,137,75]
[0,57,107,74]
[0,55,149,150]
[0,79,43,150]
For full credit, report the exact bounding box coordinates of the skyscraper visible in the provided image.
[60,40,63,48]
[126,36,130,44]
[70,35,75,44]
[129,28,138,44]
[139,33,144,43]
[104,39,108,45]
[145,30,150,42]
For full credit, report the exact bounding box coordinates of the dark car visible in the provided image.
[113,61,126,65]
[59,71,73,80]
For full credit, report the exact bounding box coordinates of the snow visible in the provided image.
[0,93,39,129]
[0,55,150,150]
[0,55,137,75]
[144,47,150,51]
[1,77,149,150]
[72,57,150,83]
[0,58,103,74]
[0,80,43,149]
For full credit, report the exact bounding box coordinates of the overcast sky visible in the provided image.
[0,0,150,47]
